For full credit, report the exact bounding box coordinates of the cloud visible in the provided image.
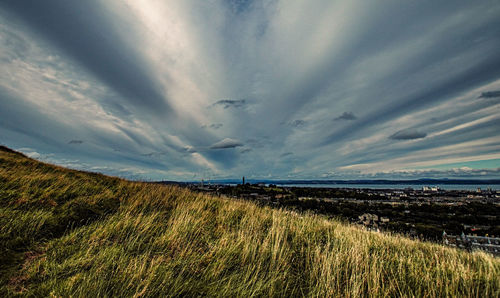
[367,167,500,179]
[210,123,223,129]
[479,90,500,98]
[17,148,40,159]
[141,152,166,157]
[212,99,247,109]
[2,1,500,180]
[240,148,252,154]
[183,146,197,153]
[1,1,174,117]
[334,112,357,121]
[389,129,427,140]
[288,120,306,127]
[325,167,500,179]
[280,152,293,157]
[68,140,83,144]
[226,0,254,14]
[209,138,243,149]
[201,123,222,129]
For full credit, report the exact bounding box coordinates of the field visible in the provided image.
[0,146,498,297]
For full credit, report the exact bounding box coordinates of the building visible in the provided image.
[442,231,500,256]
[380,217,390,223]
[358,213,380,228]
[422,186,439,192]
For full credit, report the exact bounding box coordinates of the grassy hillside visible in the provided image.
[0,146,498,297]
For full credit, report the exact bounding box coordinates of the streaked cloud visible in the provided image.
[1,0,499,180]
[1,0,174,117]
[479,90,500,98]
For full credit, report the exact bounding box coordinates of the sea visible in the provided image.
[275,183,500,191]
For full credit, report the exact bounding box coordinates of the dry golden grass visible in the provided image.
[0,146,498,297]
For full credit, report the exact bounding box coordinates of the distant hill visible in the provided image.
[0,146,498,296]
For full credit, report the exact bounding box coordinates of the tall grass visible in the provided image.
[0,146,498,297]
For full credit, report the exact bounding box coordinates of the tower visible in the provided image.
[242,176,245,185]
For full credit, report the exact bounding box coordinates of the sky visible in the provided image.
[1,0,500,181]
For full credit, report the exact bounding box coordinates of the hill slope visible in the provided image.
[0,146,498,297]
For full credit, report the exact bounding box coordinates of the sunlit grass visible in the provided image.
[1,146,498,297]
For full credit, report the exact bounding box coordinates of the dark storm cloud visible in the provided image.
[280,152,293,157]
[334,112,357,121]
[209,138,243,149]
[68,140,83,145]
[212,99,247,109]
[1,0,173,117]
[240,148,252,154]
[389,129,427,140]
[479,91,500,98]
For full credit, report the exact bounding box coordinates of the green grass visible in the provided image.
[0,146,498,297]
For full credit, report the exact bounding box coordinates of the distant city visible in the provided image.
[160,178,500,255]
[172,178,500,191]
